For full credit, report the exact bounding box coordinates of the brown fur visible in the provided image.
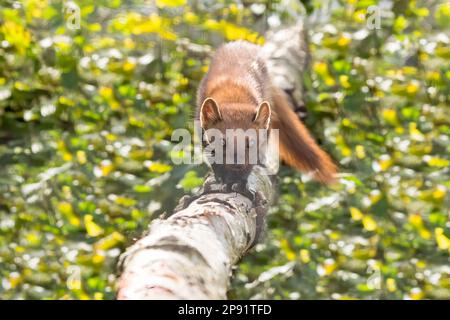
[196,41,337,184]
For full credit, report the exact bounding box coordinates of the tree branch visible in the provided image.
[117,167,273,299]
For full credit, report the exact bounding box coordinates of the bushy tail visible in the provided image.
[271,87,337,184]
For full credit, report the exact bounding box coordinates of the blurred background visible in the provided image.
[0,0,449,299]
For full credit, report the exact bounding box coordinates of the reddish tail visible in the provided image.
[271,87,337,184]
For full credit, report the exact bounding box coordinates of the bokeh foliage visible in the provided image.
[0,0,449,299]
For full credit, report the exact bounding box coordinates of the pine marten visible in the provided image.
[196,40,337,184]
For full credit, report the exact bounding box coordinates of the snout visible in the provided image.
[225,164,252,173]
[211,163,253,184]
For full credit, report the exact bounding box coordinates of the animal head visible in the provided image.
[200,97,272,181]
[200,97,271,131]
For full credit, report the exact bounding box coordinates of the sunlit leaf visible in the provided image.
[84,215,104,237]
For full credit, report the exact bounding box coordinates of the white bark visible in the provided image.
[263,21,309,103]
[117,167,273,299]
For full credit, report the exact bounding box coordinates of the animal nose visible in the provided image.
[226,164,250,172]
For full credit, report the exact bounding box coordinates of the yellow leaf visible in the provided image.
[419,229,431,240]
[406,82,419,95]
[426,71,440,81]
[84,214,104,237]
[355,145,366,159]
[337,35,351,47]
[92,253,105,264]
[280,239,296,261]
[362,215,377,231]
[435,228,450,250]
[353,10,366,23]
[76,150,87,165]
[378,155,393,171]
[330,231,341,240]
[229,3,239,15]
[432,186,446,200]
[15,246,25,253]
[94,231,125,251]
[350,207,364,221]
[172,93,183,104]
[129,115,145,128]
[314,61,328,75]
[1,21,31,55]
[9,273,22,289]
[218,20,262,43]
[416,260,426,269]
[62,152,73,162]
[409,122,424,140]
[184,11,199,24]
[409,213,423,228]
[325,77,336,86]
[111,12,177,40]
[25,232,40,245]
[426,157,450,168]
[386,278,397,292]
[156,0,186,8]
[88,23,102,32]
[381,108,399,125]
[342,118,354,128]
[58,202,80,227]
[58,96,75,106]
[94,292,104,300]
[339,75,351,88]
[123,38,135,49]
[62,186,71,197]
[115,196,137,207]
[395,127,404,134]
[402,66,417,75]
[105,133,117,141]
[286,251,296,261]
[79,292,90,300]
[416,7,429,17]
[323,259,337,275]
[370,190,382,204]
[100,160,114,176]
[179,77,189,86]
[409,288,424,300]
[99,86,113,99]
[148,162,172,173]
[300,249,311,264]
[67,277,81,290]
[123,59,136,72]
[340,146,351,157]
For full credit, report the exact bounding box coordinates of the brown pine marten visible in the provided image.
[196,40,337,184]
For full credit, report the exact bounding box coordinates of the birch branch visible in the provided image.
[117,167,273,299]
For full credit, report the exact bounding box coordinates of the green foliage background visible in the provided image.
[0,0,449,299]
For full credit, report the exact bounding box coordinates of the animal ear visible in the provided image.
[200,97,222,129]
[254,101,271,129]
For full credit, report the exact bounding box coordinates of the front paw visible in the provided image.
[174,195,193,211]
[254,190,268,208]
[230,181,256,201]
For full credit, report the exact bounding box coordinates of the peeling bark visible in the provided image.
[117,167,273,299]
